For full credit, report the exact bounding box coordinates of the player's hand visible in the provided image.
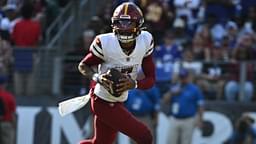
[98,73,113,92]
[116,75,136,93]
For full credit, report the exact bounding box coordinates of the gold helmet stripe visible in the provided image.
[124,3,129,15]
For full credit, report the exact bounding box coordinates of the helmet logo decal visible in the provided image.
[124,3,129,15]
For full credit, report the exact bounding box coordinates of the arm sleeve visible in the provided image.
[80,52,104,66]
[90,37,105,60]
[81,36,105,66]
[144,34,154,57]
[137,54,155,89]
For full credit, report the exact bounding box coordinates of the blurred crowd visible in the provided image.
[0,0,70,96]
[0,0,69,40]
[0,1,69,143]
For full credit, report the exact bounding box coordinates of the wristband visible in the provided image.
[92,73,100,83]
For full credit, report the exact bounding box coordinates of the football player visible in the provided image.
[78,2,155,144]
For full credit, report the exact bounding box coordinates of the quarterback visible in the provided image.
[78,2,155,144]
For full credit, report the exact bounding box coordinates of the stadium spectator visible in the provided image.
[239,22,255,37]
[173,0,202,28]
[125,85,161,143]
[6,0,23,8]
[224,34,255,102]
[224,62,254,102]
[33,0,46,15]
[33,0,47,24]
[173,49,203,85]
[217,36,233,61]
[0,4,18,41]
[197,60,226,100]
[143,0,171,45]
[172,17,191,47]
[11,2,41,47]
[198,13,226,43]
[210,41,229,62]
[195,24,213,61]
[163,68,204,144]
[11,2,41,96]
[190,33,211,61]
[210,22,226,43]
[154,31,183,97]
[231,34,256,61]
[225,21,239,50]
[0,35,12,76]
[0,76,16,144]
[242,5,256,32]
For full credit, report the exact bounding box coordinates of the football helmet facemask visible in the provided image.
[111,2,144,43]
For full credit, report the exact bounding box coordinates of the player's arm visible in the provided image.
[136,34,155,89]
[78,52,103,80]
[137,54,155,89]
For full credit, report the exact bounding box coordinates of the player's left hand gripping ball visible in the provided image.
[99,68,126,97]
[116,74,136,94]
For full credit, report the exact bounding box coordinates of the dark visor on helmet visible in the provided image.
[113,19,136,28]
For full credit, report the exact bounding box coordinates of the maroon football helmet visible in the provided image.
[111,2,144,43]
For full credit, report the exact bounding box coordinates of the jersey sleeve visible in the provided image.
[90,36,105,60]
[137,54,155,89]
[144,32,154,57]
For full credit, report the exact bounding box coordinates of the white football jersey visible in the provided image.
[90,31,154,102]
